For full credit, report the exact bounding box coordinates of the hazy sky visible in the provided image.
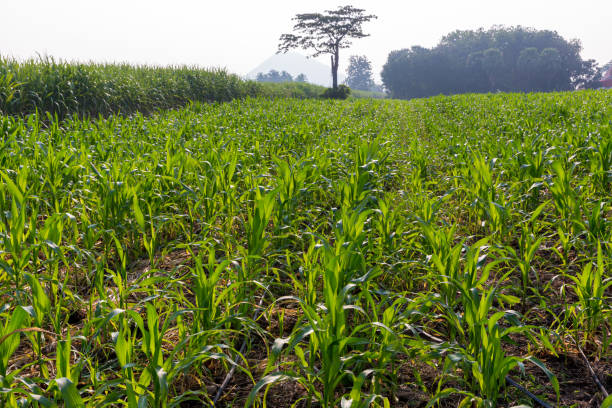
[1,0,610,82]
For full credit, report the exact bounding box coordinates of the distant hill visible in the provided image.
[247,52,344,87]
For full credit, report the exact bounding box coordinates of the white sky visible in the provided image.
[1,0,610,82]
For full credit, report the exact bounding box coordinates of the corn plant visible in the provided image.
[436,285,558,407]
[0,55,263,117]
[273,155,309,228]
[566,243,612,345]
[503,223,545,302]
[0,87,611,407]
[0,306,32,400]
[549,160,580,233]
[189,247,235,336]
[133,191,158,266]
[0,168,35,303]
[589,129,612,193]
[0,72,19,113]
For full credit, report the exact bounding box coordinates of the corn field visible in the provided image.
[0,91,611,407]
[0,56,264,118]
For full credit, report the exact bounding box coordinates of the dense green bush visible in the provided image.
[321,84,351,99]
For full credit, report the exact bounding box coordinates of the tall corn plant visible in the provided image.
[0,72,19,113]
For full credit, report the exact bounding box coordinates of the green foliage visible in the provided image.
[0,90,610,407]
[382,25,595,98]
[256,69,295,83]
[259,80,326,99]
[345,55,376,91]
[0,55,263,118]
[321,84,351,99]
[256,69,308,83]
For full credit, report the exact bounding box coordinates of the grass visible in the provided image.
[0,90,611,407]
[258,81,327,99]
[350,89,387,99]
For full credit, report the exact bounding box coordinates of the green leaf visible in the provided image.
[156,367,168,398]
[133,194,145,231]
[56,334,71,380]
[56,377,85,408]
[246,373,296,407]
[29,393,54,407]
[0,307,30,370]
[24,273,50,323]
[600,394,612,408]
[527,356,559,400]
[0,171,24,204]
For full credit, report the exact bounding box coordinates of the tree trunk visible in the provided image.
[331,50,339,90]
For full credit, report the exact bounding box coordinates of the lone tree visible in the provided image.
[345,55,375,91]
[278,5,377,90]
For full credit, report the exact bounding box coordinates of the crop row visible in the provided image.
[0,91,611,407]
[0,57,337,119]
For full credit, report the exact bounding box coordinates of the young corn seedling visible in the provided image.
[339,138,387,210]
[589,129,612,193]
[574,200,609,246]
[273,155,308,228]
[250,210,383,407]
[133,191,158,266]
[567,243,612,346]
[503,223,545,304]
[437,285,558,407]
[462,154,497,230]
[53,332,87,406]
[37,213,69,333]
[428,238,497,337]
[373,197,403,255]
[0,168,35,304]
[245,189,276,260]
[121,303,203,408]
[0,306,32,404]
[24,272,51,378]
[549,160,579,235]
[113,316,141,407]
[515,144,546,210]
[189,247,239,340]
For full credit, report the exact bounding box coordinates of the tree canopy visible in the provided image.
[256,70,299,83]
[278,5,376,90]
[344,55,375,91]
[382,26,598,99]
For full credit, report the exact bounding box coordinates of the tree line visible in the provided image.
[381,26,600,99]
[256,70,307,83]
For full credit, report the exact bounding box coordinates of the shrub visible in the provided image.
[320,84,351,99]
